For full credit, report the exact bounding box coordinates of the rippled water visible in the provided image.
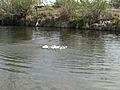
[0,26,120,90]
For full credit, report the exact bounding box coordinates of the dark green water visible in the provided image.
[0,26,120,90]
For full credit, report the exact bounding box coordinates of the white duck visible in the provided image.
[50,45,60,49]
[59,46,67,50]
[42,45,49,49]
[42,45,67,50]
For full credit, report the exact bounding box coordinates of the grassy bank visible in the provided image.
[0,0,120,30]
[25,6,120,30]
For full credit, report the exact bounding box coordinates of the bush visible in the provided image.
[69,18,84,28]
[111,0,120,9]
[0,0,33,25]
[78,0,109,24]
[55,0,79,18]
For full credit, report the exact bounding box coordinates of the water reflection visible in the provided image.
[0,26,120,90]
[0,26,32,44]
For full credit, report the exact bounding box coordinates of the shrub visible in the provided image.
[55,0,79,18]
[111,0,120,9]
[78,0,109,24]
[69,18,84,28]
[0,0,33,25]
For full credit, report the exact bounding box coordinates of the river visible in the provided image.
[0,26,120,90]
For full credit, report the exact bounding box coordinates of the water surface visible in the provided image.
[0,26,120,90]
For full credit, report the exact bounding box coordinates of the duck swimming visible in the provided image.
[42,45,67,50]
[42,45,49,49]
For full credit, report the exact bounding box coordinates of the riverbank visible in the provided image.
[30,11,120,30]
[34,13,120,30]
[0,7,120,30]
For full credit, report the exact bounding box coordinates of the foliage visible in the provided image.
[69,18,84,27]
[55,0,79,18]
[78,0,109,23]
[111,0,120,8]
[0,0,35,25]
[118,16,120,21]
[115,15,120,22]
[54,0,109,26]
[0,0,33,18]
